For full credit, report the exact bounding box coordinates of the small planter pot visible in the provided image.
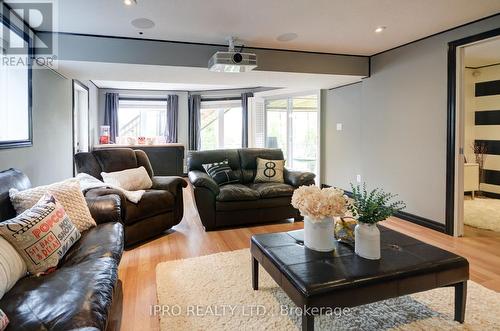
[304,216,335,252]
[354,222,381,260]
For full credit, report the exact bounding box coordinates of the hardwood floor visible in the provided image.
[464,224,500,237]
[113,184,500,331]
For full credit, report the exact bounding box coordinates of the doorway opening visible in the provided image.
[72,80,90,174]
[447,28,500,238]
[264,93,320,177]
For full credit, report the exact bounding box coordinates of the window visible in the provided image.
[200,100,242,150]
[265,99,288,155]
[0,17,32,149]
[118,99,167,138]
[265,94,319,175]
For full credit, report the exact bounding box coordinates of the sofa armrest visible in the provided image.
[152,176,187,225]
[284,169,316,187]
[188,170,220,195]
[84,188,123,224]
[151,176,187,195]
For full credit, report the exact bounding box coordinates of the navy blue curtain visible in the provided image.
[165,95,179,143]
[188,94,201,150]
[241,92,253,148]
[104,93,119,143]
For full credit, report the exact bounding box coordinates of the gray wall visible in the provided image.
[323,15,500,224]
[0,67,73,186]
[321,84,362,190]
[0,4,73,186]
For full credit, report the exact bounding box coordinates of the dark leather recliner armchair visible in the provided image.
[188,148,315,230]
[0,168,123,331]
[75,148,187,247]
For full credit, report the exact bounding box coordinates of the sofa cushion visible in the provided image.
[216,196,293,211]
[216,184,260,202]
[74,152,103,180]
[0,309,8,330]
[238,148,284,169]
[248,182,295,199]
[123,189,174,225]
[254,158,285,183]
[93,148,139,174]
[0,194,81,275]
[188,149,241,172]
[0,222,123,331]
[101,166,153,191]
[60,222,124,267]
[75,149,154,180]
[202,159,239,186]
[0,236,27,300]
[238,149,284,183]
[9,178,97,233]
[0,258,119,331]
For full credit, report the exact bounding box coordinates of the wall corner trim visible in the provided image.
[394,211,446,233]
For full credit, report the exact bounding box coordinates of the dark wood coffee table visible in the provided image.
[251,226,469,331]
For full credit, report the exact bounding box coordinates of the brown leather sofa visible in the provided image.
[0,168,123,331]
[75,148,187,247]
[188,148,315,230]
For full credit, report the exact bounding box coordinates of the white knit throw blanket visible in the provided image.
[76,173,145,203]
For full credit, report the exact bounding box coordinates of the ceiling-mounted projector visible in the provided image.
[208,37,257,73]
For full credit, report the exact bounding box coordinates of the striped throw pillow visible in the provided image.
[0,309,8,331]
[202,159,239,186]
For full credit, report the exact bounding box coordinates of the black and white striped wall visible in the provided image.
[473,66,500,196]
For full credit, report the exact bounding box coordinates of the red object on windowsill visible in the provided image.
[99,136,109,144]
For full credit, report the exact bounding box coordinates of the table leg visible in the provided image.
[252,256,258,290]
[302,313,314,331]
[454,281,467,323]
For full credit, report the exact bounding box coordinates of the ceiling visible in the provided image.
[464,36,500,67]
[56,61,364,90]
[42,0,500,56]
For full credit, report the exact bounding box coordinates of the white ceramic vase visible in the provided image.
[304,216,335,252]
[354,222,381,260]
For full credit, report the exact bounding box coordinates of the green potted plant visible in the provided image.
[349,184,405,260]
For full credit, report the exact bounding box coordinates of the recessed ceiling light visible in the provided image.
[124,0,137,6]
[277,32,298,42]
[131,18,155,29]
[375,26,386,33]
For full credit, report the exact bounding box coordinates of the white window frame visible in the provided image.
[117,98,168,138]
[263,91,321,181]
[200,99,243,150]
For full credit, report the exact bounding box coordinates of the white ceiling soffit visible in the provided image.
[56,61,364,90]
[464,36,500,67]
[92,80,248,91]
[52,0,500,56]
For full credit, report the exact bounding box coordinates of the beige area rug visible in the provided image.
[464,197,500,232]
[156,249,500,331]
